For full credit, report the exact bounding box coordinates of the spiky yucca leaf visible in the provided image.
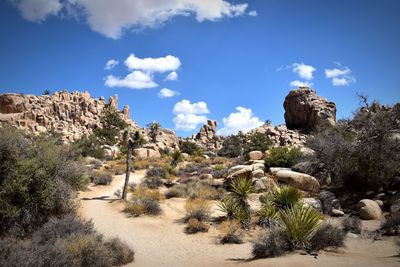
[264,186,301,210]
[229,176,255,207]
[217,196,239,219]
[258,202,280,228]
[279,204,323,250]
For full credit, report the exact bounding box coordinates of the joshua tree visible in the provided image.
[146,121,161,142]
[122,130,144,200]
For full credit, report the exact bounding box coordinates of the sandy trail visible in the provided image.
[79,172,399,267]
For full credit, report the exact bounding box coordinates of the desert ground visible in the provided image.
[79,171,399,267]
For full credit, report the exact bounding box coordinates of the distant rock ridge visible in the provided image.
[283,87,336,132]
[0,90,138,143]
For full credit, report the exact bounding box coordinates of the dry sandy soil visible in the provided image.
[79,171,399,267]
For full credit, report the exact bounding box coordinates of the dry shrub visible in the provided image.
[219,220,243,244]
[184,218,209,234]
[212,157,229,165]
[91,171,113,185]
[133,159,151,170]
[309,223,345,251]
[342,216,362,234]
[252,228,290,258]
[184,199,211,222]
[165,185,186,199]
[124,185,163,216]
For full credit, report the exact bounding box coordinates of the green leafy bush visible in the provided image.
[93,106,128,145]
[179,140,202,156]
[264,146,302,168]
[0,126,88,237]
[73,134,105,159]
[243,132,273,156]
[262,186,301,210]
[218,134,245,158]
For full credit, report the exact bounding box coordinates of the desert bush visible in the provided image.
[279,204,323,250]
[262,186,301,210]
[212,157,229,165]
[219,220,243,244]
[133,159,151,170]
[309,223,345,251]
[264,146,302,168]
[144,176,163,189]
[252,228,290,258]
[141,199,162,215]
[243,132,273,156]
[73,134,105,159]
[184,218,209,234]
[146,166,167,178]
[125,185,163,216]
[211,166,230,179]
[342,216,362,234]
[184,199,211,222]
[0,215,134,267]
[165,185,186,199]
[0,126,88,236]
[307,102,400,190]
[179,140,202,156]
[218,197,240,219]
[132,185,163,202]
[124,201,146,217]
[93,106,128,145]
[91,171,113,185]
[379,216,400,236]
[186,180,221,200]
[218,134,245,158]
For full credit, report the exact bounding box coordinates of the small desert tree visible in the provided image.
[94,106,128,145]
[146,121,161,143]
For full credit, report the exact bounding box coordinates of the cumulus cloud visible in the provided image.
[248,10,257,16]
[290,80,313,88]
[105,71,157,89]
[158,88,179,98]
[292,63,316,80]
[12,0,62,22]
[325,63,356,86]
[105,54,180,89]
[104,59,118,70]
[13,0,251,39]
[218,106,263,136]
[165,71,178,81]
[172,99,209,131]
[125,54,181,73]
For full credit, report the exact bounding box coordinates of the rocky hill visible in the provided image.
[0,90,137,143]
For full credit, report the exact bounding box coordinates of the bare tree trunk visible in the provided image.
[122,139,133,200]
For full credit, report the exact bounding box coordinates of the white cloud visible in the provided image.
[325,63,356,86]
[172,99,209,131]
[105,71,157,89]
[104,59,118,70]
[125,54,181,73]
[158,88,179,98]
[290,80,313,88]
[14,0,251,39]
[12,0,62,22]
[248,10,257,16]
[218,106,263,136]
[292,63,316,80]
[105,54,181,89]
[165,71,178,81]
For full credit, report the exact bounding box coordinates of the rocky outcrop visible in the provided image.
[283,87,336,132]
[191,120,221,152]
[250,124,308,146]
[273,169,320,193]
[0,90,138,143]
[248,151,263,160]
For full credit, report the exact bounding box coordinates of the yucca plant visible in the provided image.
[263,186,301,211]
[258,202,280,228]
[217,196,239,219]
[228,176,255,228]
[279,203,323,250]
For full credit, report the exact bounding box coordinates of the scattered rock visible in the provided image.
[248,150,263,160]
[302,198,323,212]
[357,199,383,220]
[133,148,161,159]
[274,169,320,192]
[251,169,264,179]
[319,190,341,215]
[331,209,344,217]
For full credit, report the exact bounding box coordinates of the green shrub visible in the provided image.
[309,223,345,251]
[218,197,240,219]
[258,203,280,228]
[264,146,302,168]
[73,134,105,159]
[93,106,128,146]
[0,126,88,237]
[244,132,273,156]
[144,176,163,189]
[165,185,186,199]
[218,134,245,158]
[252,228,290,258]
[179,140,202,156]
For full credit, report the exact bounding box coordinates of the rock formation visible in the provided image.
[249,123,307,146]
[0,90,138,143]
[283,87,336,132]
[190,120,221,153]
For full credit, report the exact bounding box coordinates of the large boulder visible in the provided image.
[248,150,263,160]
[302,198,323,213]
[357,199,383,220]
[283,87,336,132]
[133,148,161,159]
[274,169,320,193]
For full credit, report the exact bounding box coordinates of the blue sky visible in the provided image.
[0,0,399,136]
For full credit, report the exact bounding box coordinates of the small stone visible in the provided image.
[331,209,344,217]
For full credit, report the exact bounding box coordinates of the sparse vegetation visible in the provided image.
[179,140,202,156]
[262,186,301,210]
[309,223,346,251]
[184,218,209,234]
[91,170,113,185]
[342,216,362,234]
[264,146,302,168]
[252,228,290,258]
[244,132,273,156]
[219,220,243,244]
[184,199,211,222]
[94,106,128,146]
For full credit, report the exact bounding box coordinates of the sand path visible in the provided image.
[79,172,399,267]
